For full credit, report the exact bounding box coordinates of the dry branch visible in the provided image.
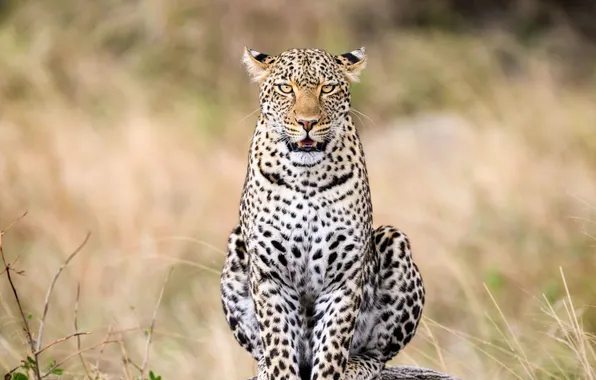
[140,267,174,378]
[0,212,42,380]
[74,282,94,379]
[34,332,90,355]
[95,324,114,371]
[35,232,91,354]
[1,216,94,380]
[40,339,121,379]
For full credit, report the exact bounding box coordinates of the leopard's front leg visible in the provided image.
[310,281,362,380]
[309,231,366,380]
[249,226,303,380]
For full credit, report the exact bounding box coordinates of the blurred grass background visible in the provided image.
[1,0,596,379]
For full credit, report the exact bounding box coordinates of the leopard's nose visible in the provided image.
[296,118,319,132]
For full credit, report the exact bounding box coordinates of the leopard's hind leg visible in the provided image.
[221,225,261,360]
[345,225,426,380]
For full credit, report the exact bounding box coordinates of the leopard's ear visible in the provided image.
[243,47,275,83]
[335,47,367,82]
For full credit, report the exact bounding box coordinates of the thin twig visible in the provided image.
[140,267,173,378]
[116,331,133,380]
[483,283,535,380]
[35,232,91,355]
[559,267,594,379]
[112,254,220,275]
[95,324,114,371]
[420,318,446,372]
[74,282,93,379]
[126,358,142,372]
[40,339,120,379]
[0,212,41,380]
[0,211,29,236]
[0,252,23,276]
[35,332,90,355]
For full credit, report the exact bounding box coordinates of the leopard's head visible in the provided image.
[243,47,366,166]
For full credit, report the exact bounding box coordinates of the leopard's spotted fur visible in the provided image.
[221,47,425,380]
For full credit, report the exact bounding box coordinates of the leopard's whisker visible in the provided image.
[351,107,376,126]
[235,107,261,127]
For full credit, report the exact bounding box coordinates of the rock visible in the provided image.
[246,366,461,380]
[377,366,461,380]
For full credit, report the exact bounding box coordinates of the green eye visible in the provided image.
[321,84,336,94]
[278,84,293,94]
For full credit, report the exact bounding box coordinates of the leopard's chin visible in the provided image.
[288,150,326,167]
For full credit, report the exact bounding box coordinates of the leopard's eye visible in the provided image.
[321,84,336,94]
[277,84,293,94]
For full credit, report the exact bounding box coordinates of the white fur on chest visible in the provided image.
[249,185,365,295]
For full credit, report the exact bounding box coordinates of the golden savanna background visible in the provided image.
[1,1,596,379]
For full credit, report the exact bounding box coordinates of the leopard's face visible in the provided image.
[244,47,367,166]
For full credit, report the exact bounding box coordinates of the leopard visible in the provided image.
[220,47,425,380]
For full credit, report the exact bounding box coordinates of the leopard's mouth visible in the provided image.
[288,138,327,153]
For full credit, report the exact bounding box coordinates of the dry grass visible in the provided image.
[1,1,596,379]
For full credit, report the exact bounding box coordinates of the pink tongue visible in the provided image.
[302,138,314,146]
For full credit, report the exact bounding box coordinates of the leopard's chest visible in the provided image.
[244,183,367,296]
